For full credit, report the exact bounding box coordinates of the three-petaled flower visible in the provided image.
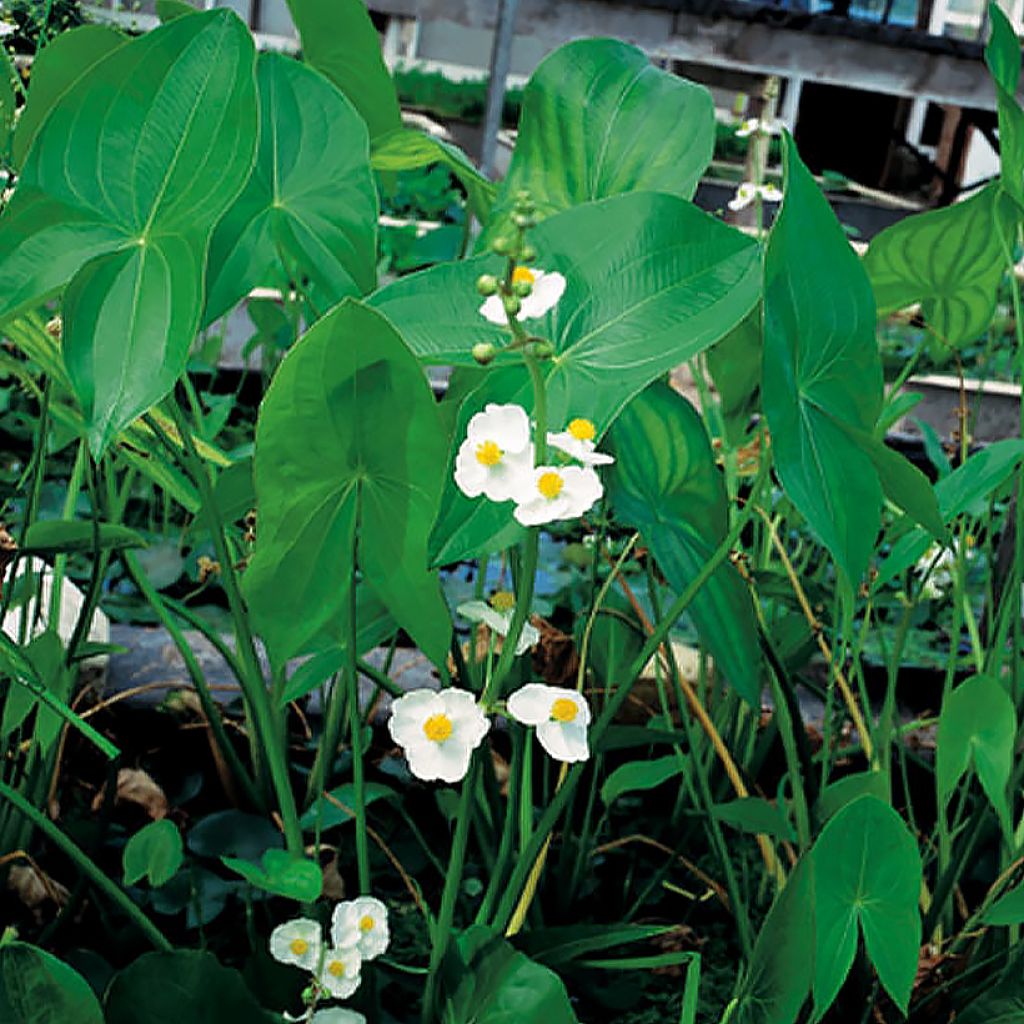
[507,683,591,762]
[270,918,322,972]
[735,117,782,138]
[318,947,363,1000]
[388,688,490,783]
[513,464,604,527]
[457,593,540,656]
[547,418,615,467]
[454,403,534,502]
[479,267,566,325]
[728,182,783,212]
[331,897,390,960]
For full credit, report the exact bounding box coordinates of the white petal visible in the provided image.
[331,897,389,960]
[468,404,530,453]
[388,689,442,748]
[406,738,475,783]
[507,683,560,726]
[312,1010,367,1024]
[759,184,783,203]
[479,294,509,324]
[454,440,488,497]
[537,720,590,762]
[457,600,511,636]
[269,918,322,971]
[514,620,541,656]
[319,947,362,999]
[514,494,572,526]
[559,465,603,518]
[440,689,491,747]
[479,446,535,503]
[518,271,565,320]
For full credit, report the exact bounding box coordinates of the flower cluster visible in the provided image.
[454,403,611,527]
[389,682,591,783]
[913,540,972,600]
[734,117,783,138]
[270,897,388,1017]
[728,181,784,212]
[479,266,566,325]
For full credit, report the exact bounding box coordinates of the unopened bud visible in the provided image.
[491,235,513,255]
[513,279,533,298]
[531,340,555,358]
[520,244,537,262]
[472,342,496,365]
[512,212,535,229]
[476,274,499,296]
[502,294,521,317]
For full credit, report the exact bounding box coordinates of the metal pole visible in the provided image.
[480,0,520,178]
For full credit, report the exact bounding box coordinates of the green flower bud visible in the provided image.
[476,274,499,296]
[512,212,535,229]
[531,340,555,358]
[491,235,513,255]
[502,294,522,316]
[472,342,497,365]
[520,244,537,263]
[513,279,533,298]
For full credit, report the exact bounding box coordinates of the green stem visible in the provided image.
[0,779,172,950]
[345,526,371,894]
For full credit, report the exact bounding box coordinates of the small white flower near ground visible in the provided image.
[269,918,322,971]
[454,403,535,503]
[507,683,591,762]
[547,418,614,467]
[457,594,540,655]
[914,542,960,599]
[331,897,389,960]
[318,947,363,1000]
[727,182,784,211]
[0,22,15,38]
[513,464,603,527]
[479,268,566,324]
[310,1010,367,1024]
[388,688,491,783]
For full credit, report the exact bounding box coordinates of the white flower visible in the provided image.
[454,403,535,502]
[914,541,960,600]
[512,464,603,527]
[507,684,591,762]
[727,182,784,211]
[735,117,782,138]
[479,268,566,324]
[318,947,362,1000]
[547,417,614,467]
[331,897,389,960]
[388,688,490,783]
[310,1011,367,1024]
[0,22,14,39]
[457,595,540,656]
[269,917,322,971]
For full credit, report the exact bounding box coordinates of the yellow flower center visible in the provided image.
[511,266,536,286]
[423,713,453,742]
[289,938,309,956]
[537,471,564,499]
[551,698,579,723]
[359,914,375,932]
[475,440,503,467]
[567,418,596,441]
[490,590,516,613]
[328,959,346,978]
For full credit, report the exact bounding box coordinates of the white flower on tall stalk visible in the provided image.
[735,117,782,137]
[457,592,540,656]
[507,683,591,762]
[331,897,389,960]
[513,464,603,527]
[479,267,566,324]
[310,1011,367,1024]
[318,947,362,1000]
[454,403,534,502]
[914,541,960,600]
[547,417,614,467]
[269,918,322,971]
[727,181,783,211]
[388,688,490,783]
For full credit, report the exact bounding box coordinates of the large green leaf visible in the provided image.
[0,11,258,454]
[763,134,884,584]
[481,38,715,245]
[11,24,127,168]
[204,51,377,325]
[987,4,1024,210]
[608,382,762,703]
[243,299,450,669]
[811,796,922,1018]
[730,857,813,1024]
[0,942,104,1024]
[936,674,1016,839]
[104,951,271,1024]
[283,0,401,140]
[374,192,760,564]
[706,307,762,443]
[864,184,1010,347]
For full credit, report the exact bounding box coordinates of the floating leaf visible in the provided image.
[481,38,715,245]
[205,51,377,324]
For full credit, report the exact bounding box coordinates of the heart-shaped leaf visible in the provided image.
[864,183,1012,348]
[608,381,763,703]
[244,299,451,669]
[205,51,377,325]
[123,820,184,888]
[481,38,715,245]
[221,849,323,902]
[764,134,884,585]
[811,796,922,1018]
[0,11,258,454]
